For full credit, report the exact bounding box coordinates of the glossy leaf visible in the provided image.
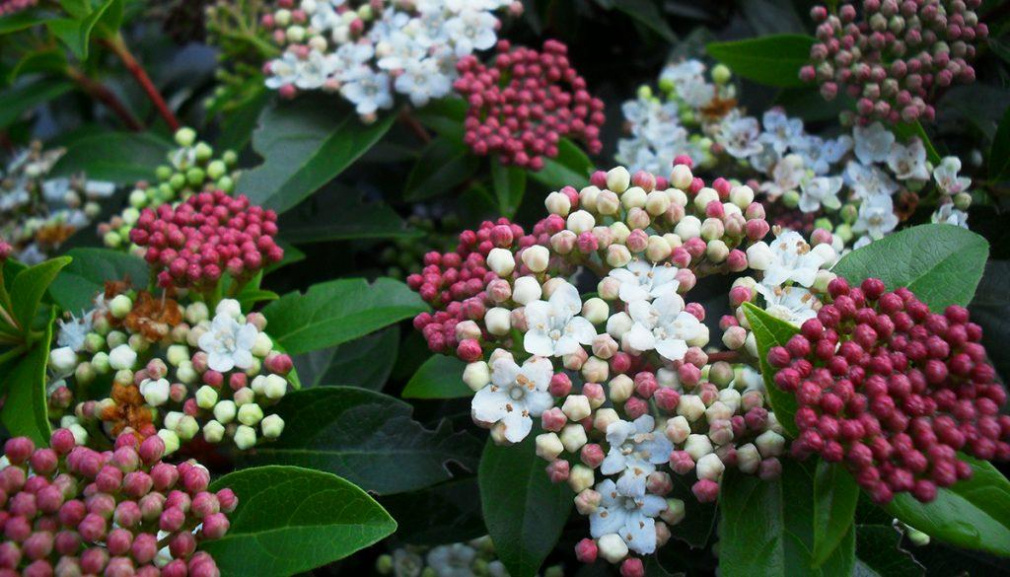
[293,327,399,390]
[969,260,1010,381]
[854,525,922,577]
[0,10,51,35]
[404,137,479,201]
[204,466,396,577]
[401,354,470,399]
[278,185,419,244]
[833,224,989,310]
[0,308,55,445]
[50,132,172,184]
[607,0,676,42]
[812,461,860,567]
[46,0,118,60]
[11,257,71,333]
[238,95,396,213]
[707,35,814,88]
[49,249,149,314]
[380,478,485,546]
[529,138,593,190]
[238,387,482,495]
[741,302,800,437]
[261,277,427,355]
[480,437,573,577]
[491,158,527,218]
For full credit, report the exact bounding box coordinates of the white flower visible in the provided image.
[798,175,843,213]
[852,194,899,240]
[676,77,716,109]
[589,479,668,555]
[717,111,763,159]
[442,8,498,56]
[198,312,259,373]
[626,295,702,361]
[265,52,301,89]
[932,204,969,229]
[607,260,679,303]
[758,231,826,287]
[760,109,805,155]
[471,355,554,443]
[933,157,971,194]
[294,50,336,90]
[394,57,453,107]
[524,281,596,357]
[886,139,930,181]
[844,161,898,199]
[760,154,805,199]
[309,0,345,31]
[140,378,170,407]
[57,310,94,352]
[600,415,673,497]
[426,543,476,577]
[756,284,819,325]
[340,70,394,117]
[794,135,851,175]
[853,122,895,165]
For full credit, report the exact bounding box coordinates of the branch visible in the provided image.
[66,68,143,131]
[101,34,180,131]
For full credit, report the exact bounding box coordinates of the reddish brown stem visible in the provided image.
[67,68,143,131]
[707,350,743,364]
[398,109,432,144]
[101,34,180,131]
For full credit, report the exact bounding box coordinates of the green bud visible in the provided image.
[813,217,834,232]
[782,190,801,209]
[207,160,227,180]
[129,189,148,208]
[217,176,235,193]
[222,150,238,166]
[155,165,173,181]
[103,231,122,248]
[375,555,393,575]
[712,64,732,85]
[954,192,972,210]
[75,362,96,386]
[835,223,854,243]
[91,352,110,374]
[194,142,214,163]
[175,127,197,148]
[840,203,859,224]
[169,173,187,191]
[84,333,105,354]
[186,167,206,186]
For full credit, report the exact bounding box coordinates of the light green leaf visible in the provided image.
[50,132,172,184]
[529,138,593,191]
[707,35,815,88]
[833,224,989,310]
[741,302,800,437]
[46,0,117,60]
[1,308,55,445]
[812,461,860,567]
[49,249,149,314]
[11,257,72,333]
[402,354,470,399]
[238,387,482,495]
[203,465,396,577]
[491,158,527,218]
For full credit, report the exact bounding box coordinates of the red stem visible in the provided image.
[67,68,143,131]
[102,34,180,131]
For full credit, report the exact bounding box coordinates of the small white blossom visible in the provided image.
[853,122,895,165]
[933,157,971,194]
[524,281,596,357]
[932,204,969,229]
[756,284,819,325]
[589,479,668,555]
[471,354,554,443]
[760,109,805,155]
[426,543,477,577]
[57,310,94,352]
[626,295,703,361]
[600,415,673,497]
[756,231,827,288]
[760,154,805,199]
[886,139,930,181]
[198,311,259,373]
[717,111,763,159]
[607,260,679,303]
[798,175,843,213]
[852,194,899,240]
[845,161,898,199]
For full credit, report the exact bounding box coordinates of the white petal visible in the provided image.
[655,338,688,362]
[207,351,236,373]
[501,410,532,443]
[626,324,657,352]
[590,507,626,538]
[524,390,555,417]
[472,386,508,423]
[523,331,557,357]
[622,515,657,555]
[600,452,627,476]
[565,317,597,345]
[491,358,520,388]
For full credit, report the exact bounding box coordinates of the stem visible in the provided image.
[398,109,432,144]
[0,345,28,368]
[707,350,742,364]
[101,34,180,131]
[66,68,143,131]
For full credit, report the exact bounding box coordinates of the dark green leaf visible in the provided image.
[491,159,527,218]
[11,257,72,333]
[969,260,1010,381]
[402,354,470,399]
[706,35,815,88]
[883,456,1010,558]
[0,10,51,35]
[46,0,117,60]
[741,302,800,437]
[8,49,67,82]
[833,224,989,310]
[608,0,676,42]
[49,249,149,313]
[278,185,419,244]
[667,473,717,548]
[480,437,573,577]
[413,97,466,140]
[529,138,593,190]
[720,460,856,576]
[1,308,55,445]
[293,327,399,390]
[204,465,396,577]
[812,461,860,567]
[262,277,427,355]
[854,525,922,577]
[217,85,269,153]
[50,132,173,184]
[380,478,485,546]
[238,387,482,495]
[990,104,1010,181]
[740,0,804,35]
[237,95,396,213]
[0,78,74,130]
[404,137,479,201]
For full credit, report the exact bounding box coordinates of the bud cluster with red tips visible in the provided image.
[801,0,987,124]
[768,277,1009,504]
[454,40,605,171]
[0,430,236,577]
[129,191,283,292]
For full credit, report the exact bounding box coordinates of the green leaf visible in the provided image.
[1,308,55,445]
[203,465,396,577]
[50,132,172,184]
[720,460,856,577]
[238,387,482,495]
[812,461,860,567]
[49,249,149,314]
[237,95,396,214]
[262,277,427,355]
[854,525,922,577]
[380,478,485,546]
[8,49,68,83]
[893,120,941,165]
[833,224,989,310]
[11,257,72,333]
[706,35,815,88]
[969,260,1010,381]
[278,185,419,244]
[480,437,573,577]
[607,0,676,42]
[413,97,467,140]
[402,354,470,399]
[0,78,74,130]
[0,10,51,35]
[491,158,527,218]
[217,85,269,153]
[883,456,1010,558]
[403,137,479,201]
[529,138,593,191]
[46,0,117,60]
[293,327,399,390]
[741,302,800,437]
[990,104,1010,181]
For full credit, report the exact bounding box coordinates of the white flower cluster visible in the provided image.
[264,0,516,120]
[377,536,558,577]
[1,143,115,264]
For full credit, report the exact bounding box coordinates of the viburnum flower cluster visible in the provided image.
[48,292,293,453]
[0,142,116,264]
[0,430,236,576]
[100,128,240,252]
[375,536,561,577]
[261,0,520,121]
[769,277,1009,504]
[454,40,606,170]
[129,191,283,292]
[801,0,987,124]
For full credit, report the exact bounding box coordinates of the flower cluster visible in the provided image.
[129,191,283,292]
[0,430,235,576]
[801,0,987,124]
[454,40,605,170]
[769,277,1009,503]
[262,0,519,121]
[376,536,560,577]
[0,142,116,264]
[0,0,36,15]
[100,128,240,251]
[49,295,293,453]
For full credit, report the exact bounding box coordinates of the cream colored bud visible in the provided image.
[522,245,550,273]
[646,235,672,262]
[568,464,596,493]
[485,307,512,336]
[463,361,491,391]
[684,434,714,460]
[755,430,786,458]
[596,191,620,216]
[605,244,632,268]
[696,453,726,481]
[560,424,588,453]
[512,276,542,304]
[665,416,691,444]
[693,187,719,212]
[621,186,647,209]
[606,167,631,193]
[581,356,609,383]
[674,215,701,240]
[598,534,629,563]
[566,210,596,234]
[487,248,515,276]
[579,185,601,210]
[608,374,634,404]
[535,433,564,461]
[730,185,754,208]
[582,298,609,324]
[545,191,572,216]
[645,190,672,216]
[670,164,694,190]
[677,395,706,422]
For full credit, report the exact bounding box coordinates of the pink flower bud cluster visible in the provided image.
[801,0,987,124]
[0,0,36,15]
[129,191,283,292]
[0,240,11,262]
[769,277,1009,503]
[454,40,605,170]
[0,430,235,576]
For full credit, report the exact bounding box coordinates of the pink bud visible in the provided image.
[574,538,598,563]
